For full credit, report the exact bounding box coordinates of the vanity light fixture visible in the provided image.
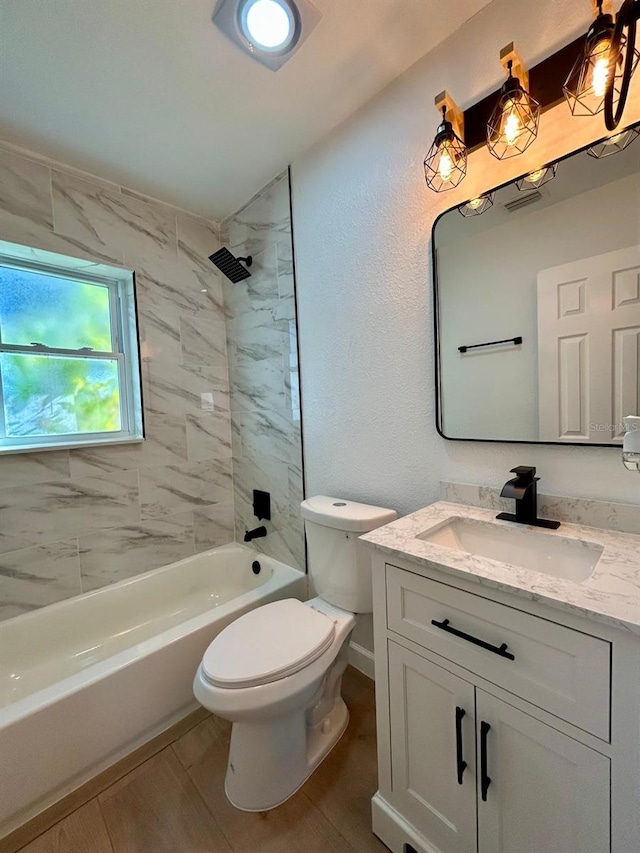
[586,123,640,155]
[212,0,321,71]
[487,45,541,160]
[424,93,467,193]
[515,163,558,191]
[563,0,621,116]
[604,0,640,129]
[458,192,495,217]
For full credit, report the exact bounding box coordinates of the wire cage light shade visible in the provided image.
[563,10,639,116]
[424,109,467,192]
[458,192,495,217]
[487,65,540,160]
[587,125,640,157]
[515,164,558,191]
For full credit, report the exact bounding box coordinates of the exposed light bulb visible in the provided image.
[592,51,611,97]
[504,105,522,147]
[438,149,454,182]
[467,197,483,209]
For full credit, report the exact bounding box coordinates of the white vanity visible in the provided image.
[361,500,640,853]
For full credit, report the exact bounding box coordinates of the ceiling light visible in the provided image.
[242,0,295,51]
[213,0,320,71]
[487,47,540,160]
[424,94,467,193]
[515,163,557,191]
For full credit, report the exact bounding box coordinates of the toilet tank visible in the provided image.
[300,496,397,613]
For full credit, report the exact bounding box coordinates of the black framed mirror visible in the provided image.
[432,122,640,447]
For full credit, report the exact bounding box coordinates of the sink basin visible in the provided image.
[417,516,603,583]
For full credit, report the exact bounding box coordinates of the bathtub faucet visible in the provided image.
[244,526,267,542]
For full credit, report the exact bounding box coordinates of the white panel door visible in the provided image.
[476,691,610,853]
[538,246,640,442]
[388,642,476,853]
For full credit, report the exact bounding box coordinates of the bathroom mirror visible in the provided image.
[433,123,640,446]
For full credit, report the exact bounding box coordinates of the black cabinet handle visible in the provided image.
[455,706,467,785]
[480,721,491,802]
[431,618,515,661]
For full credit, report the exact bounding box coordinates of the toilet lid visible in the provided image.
[202,599,336,689]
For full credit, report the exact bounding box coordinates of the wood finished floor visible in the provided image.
[19,667,389,853]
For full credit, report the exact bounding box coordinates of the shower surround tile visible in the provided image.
[0,450,70,489]
[234,408,299,466]
[130,249,224,319]
[69,414,188,478]
[52,171,176,264]
[233,453,291,519]
[139,458,233,519]
[180,315,227,366]
[186,413,233,462]
[177,211,220,275]
[138,294,183,364]
[0,148,53,232]
[79,514,195,591]
[230,356,287,412]
[0,145,235,620]
[0,470,140,554]
[146,363,229,416]
[194,502,236,551]
[0,540,80,620]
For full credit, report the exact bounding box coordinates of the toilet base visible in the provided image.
[225,697,349,812]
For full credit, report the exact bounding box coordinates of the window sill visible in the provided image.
[0,436,145,456]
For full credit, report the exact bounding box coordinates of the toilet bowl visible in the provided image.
[193,496,396,811]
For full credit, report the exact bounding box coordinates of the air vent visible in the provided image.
[504,190,543,212]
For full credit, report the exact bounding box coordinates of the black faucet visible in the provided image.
[244,525,267,542]
[496,466,560,529]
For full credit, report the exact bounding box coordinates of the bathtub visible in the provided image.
[0,543,306,839]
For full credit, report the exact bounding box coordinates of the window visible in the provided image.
[0,242,143,454]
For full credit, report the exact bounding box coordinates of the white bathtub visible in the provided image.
[0,543,307,838]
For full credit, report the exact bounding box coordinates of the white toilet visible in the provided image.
[193,495,396,811]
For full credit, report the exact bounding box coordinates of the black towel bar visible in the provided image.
[458,336,523,353]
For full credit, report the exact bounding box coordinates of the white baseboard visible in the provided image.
[348,641,375,680]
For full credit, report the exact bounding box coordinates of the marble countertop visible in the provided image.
[360,501,640,635]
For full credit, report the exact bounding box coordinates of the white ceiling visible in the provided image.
[0,0,492,220]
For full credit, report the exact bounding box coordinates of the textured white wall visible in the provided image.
[292,0,640,518]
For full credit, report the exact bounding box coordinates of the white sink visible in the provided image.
[417,516,603,583]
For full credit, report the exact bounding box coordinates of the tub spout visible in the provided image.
[244,526,267,542]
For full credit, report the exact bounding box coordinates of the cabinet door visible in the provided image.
[388,642,476,853]
[476,690,610,853]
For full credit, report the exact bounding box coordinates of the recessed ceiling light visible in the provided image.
[242,0,295,51]
[213,0,321,71]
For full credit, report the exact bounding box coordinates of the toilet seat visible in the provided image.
[202,599,336,689]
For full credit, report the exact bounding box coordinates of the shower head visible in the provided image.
[208,247,252,283]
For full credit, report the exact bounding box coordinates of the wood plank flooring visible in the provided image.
[18,667,389,853]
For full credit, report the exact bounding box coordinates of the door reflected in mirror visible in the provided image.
[433,123,640,446]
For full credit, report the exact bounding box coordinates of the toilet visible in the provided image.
[193,495,396,811]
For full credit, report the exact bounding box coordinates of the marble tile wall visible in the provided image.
[0,145,235,620]
[222,171,305,570]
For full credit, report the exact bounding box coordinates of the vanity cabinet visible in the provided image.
[388,643,609,853]
[371,555,638,853]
